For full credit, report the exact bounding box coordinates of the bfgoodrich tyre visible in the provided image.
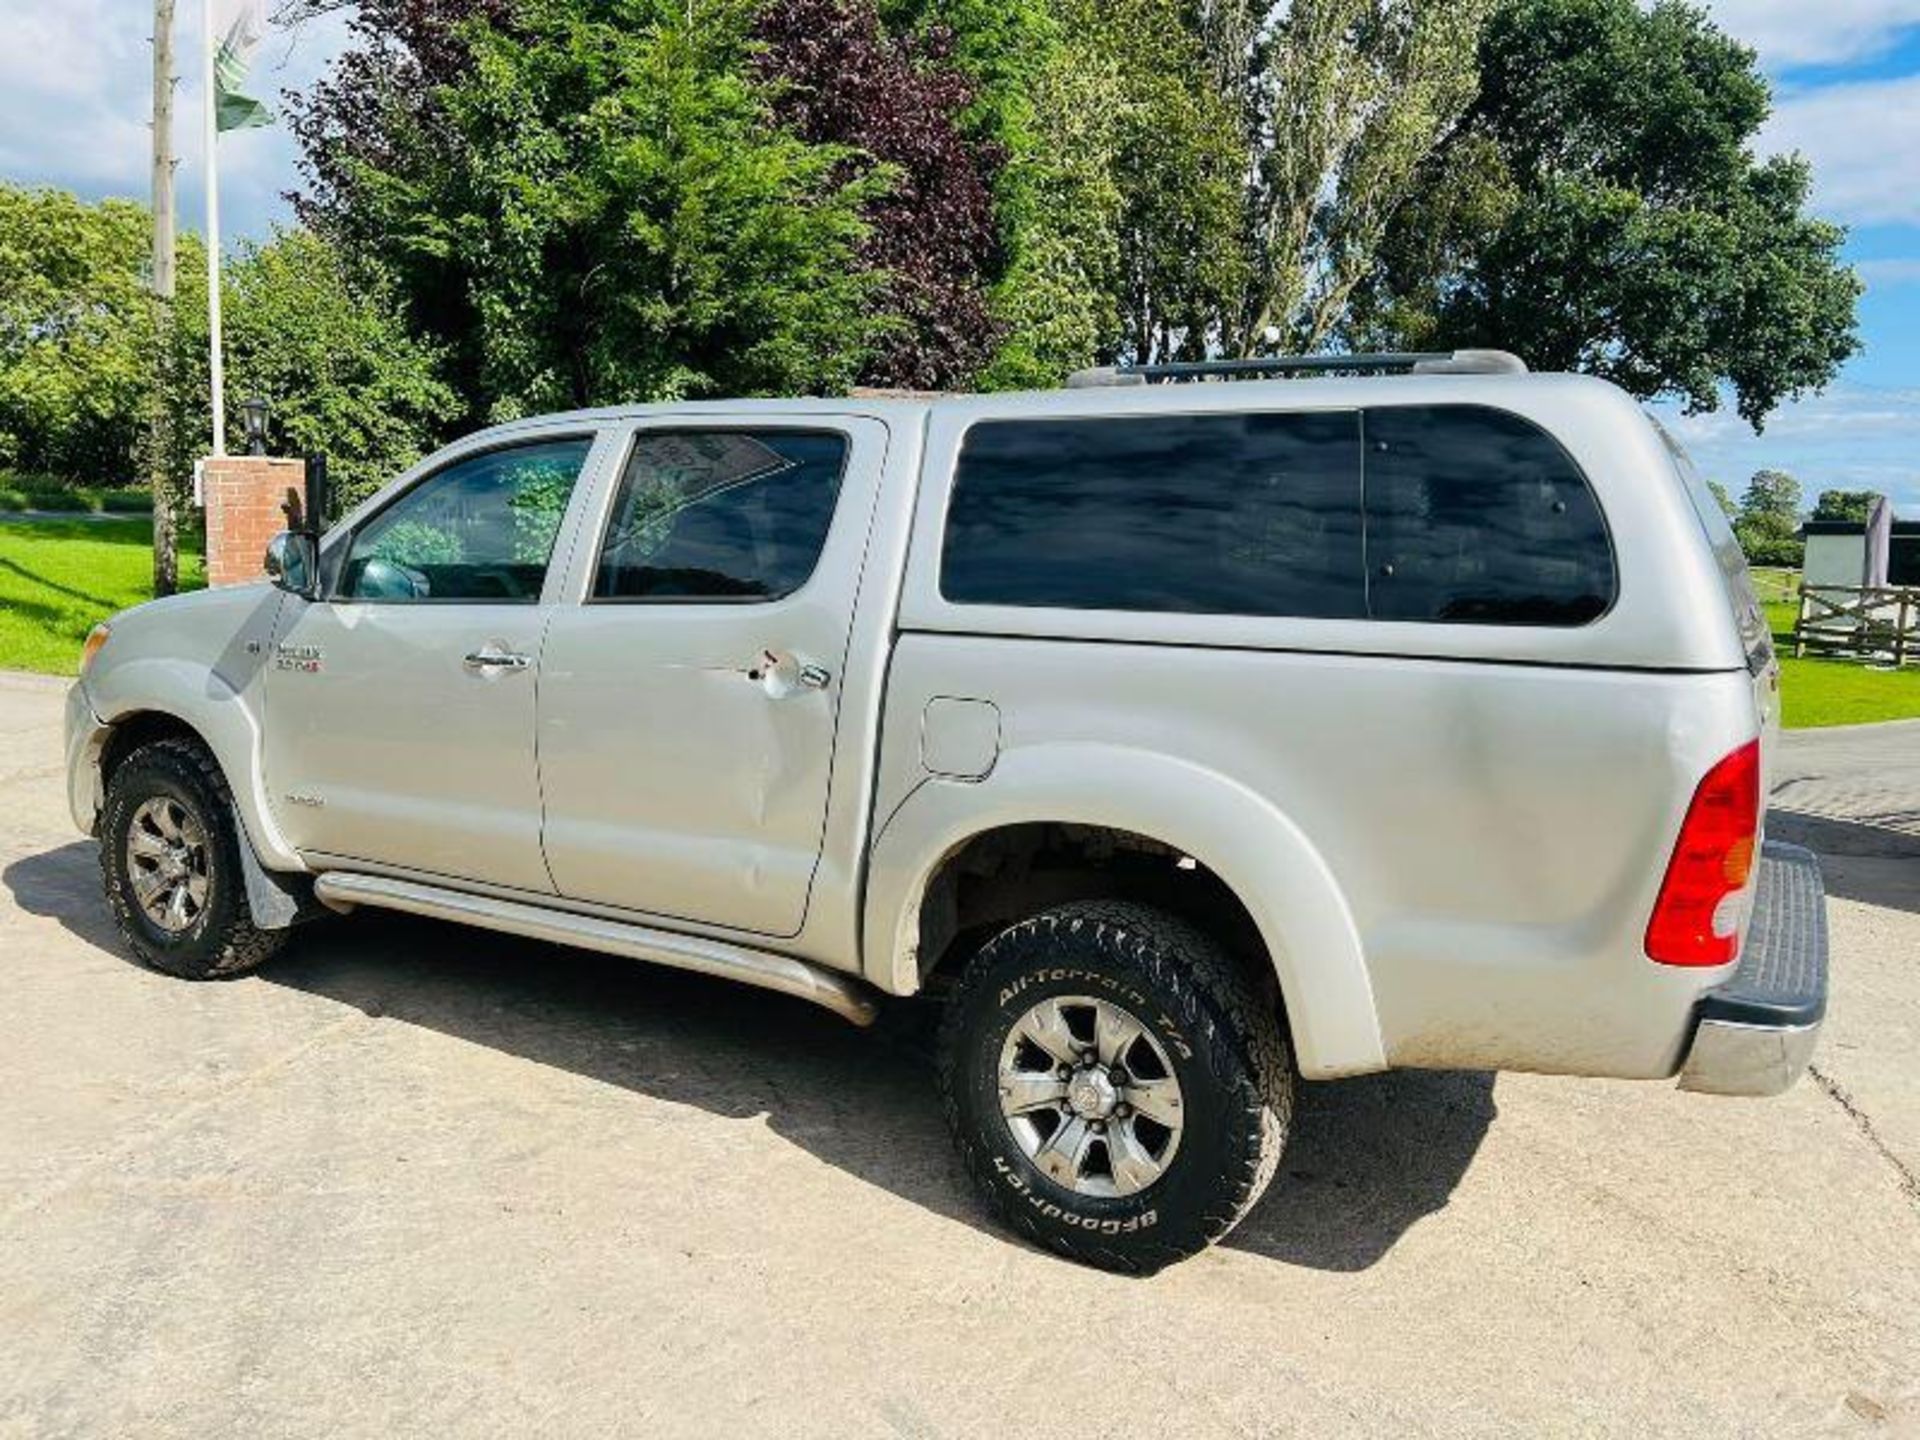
[99,738,287,981]
[938,901,1292,1273]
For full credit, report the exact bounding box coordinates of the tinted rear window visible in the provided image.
[1363,406,1614,625]
[941,411,1366,618]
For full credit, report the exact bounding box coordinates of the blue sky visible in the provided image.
[1648,1,1920,511]
[1,0,1916,509]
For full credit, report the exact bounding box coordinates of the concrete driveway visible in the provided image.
[1,669,1915,1438]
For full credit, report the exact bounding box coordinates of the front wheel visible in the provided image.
[99,738,287,980]
[938,901,1292,1273]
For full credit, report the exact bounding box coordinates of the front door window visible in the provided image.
[340,438,593,603]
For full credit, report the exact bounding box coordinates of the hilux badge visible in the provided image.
[274,644,322,673]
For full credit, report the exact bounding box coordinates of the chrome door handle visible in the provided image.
[745,652,832,696]
[464,650,531,672]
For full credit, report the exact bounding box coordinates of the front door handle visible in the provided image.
[464,648,532,673]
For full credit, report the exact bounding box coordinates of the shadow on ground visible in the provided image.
[1768,810,1920,915]
[4,839,1490,1272]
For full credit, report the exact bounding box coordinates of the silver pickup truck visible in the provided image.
[66,351,1828,1272]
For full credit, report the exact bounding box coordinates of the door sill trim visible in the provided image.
[300,849,806,944]
[312,871,880,1026]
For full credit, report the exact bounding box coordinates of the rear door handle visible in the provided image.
[745,651,832,696]
[464,649,532,673]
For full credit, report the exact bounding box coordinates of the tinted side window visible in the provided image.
[942,412,1365,618]
[592,430,847,602]
[1652,415,1768,663]
[340,438,591,603]
[1363,406,1614,625]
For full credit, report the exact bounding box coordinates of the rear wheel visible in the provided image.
[100,738,286,980]
[938,901,1292,1273]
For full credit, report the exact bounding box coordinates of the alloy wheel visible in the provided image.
[125,796,211,935]
[997,994,1184,1198]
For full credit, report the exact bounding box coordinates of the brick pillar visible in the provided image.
[201,456,306,588]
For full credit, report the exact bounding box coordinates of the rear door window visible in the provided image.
[941,411,1366,618]
[1362,405,1615,625]
[592,430,847,602]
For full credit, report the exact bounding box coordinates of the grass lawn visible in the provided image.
[1753,567,1800,642]
[1777,657,1920,728]
[1749,566,1799,607]
[1750,567,1920,727]
[0,519,202,676]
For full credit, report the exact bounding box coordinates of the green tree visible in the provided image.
[1363,0,1860,427]
[1093,0,1246,364]
[1706,478,1736,520]
[878,0,1099,383]
[0,185,447,520]
[1811,488,1878,524]
[0,184,216,591]
[293,0,887,422]
[902,0,1244,385]
[1732,512,1802,567]
[1739,468,1800,525]
[0,186,156,480]
[1733,467,1803,566]
[972,31,1126,387]
[172,229,461,510]
[1220,0,1497,354]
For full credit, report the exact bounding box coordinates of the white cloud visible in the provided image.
[1683,7,1920,232]
[1652,384,1920,510]
[0,0,152,190]
[1760,74,1920,227]
[0,0,351,240]
[1858,258,1920,287]
[1700,0,1920,67]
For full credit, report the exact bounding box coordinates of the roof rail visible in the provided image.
[1064,349,1529,388]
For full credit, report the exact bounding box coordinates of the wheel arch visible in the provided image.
[863,743,1386,1079]
[86,656,304,874]
[97,710,203,791]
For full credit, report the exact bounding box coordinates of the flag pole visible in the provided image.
[202,0,225,457]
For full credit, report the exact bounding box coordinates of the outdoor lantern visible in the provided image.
[241,396,270,456]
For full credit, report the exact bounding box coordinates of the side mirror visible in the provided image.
[264,530,318,598]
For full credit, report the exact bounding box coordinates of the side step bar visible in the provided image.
[312,872,882,1026]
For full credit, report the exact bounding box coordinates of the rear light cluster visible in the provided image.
[1645,739,1760,967]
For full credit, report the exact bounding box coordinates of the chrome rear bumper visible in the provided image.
[1678,840,1828,1097]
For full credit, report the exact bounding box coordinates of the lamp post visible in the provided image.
[241,396,270,456]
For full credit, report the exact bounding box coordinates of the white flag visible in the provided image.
[213,0,271,132]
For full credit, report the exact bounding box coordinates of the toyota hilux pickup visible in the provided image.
[66,351,1829,1272]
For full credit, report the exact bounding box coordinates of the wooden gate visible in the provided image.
[1794,584,1920,665]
